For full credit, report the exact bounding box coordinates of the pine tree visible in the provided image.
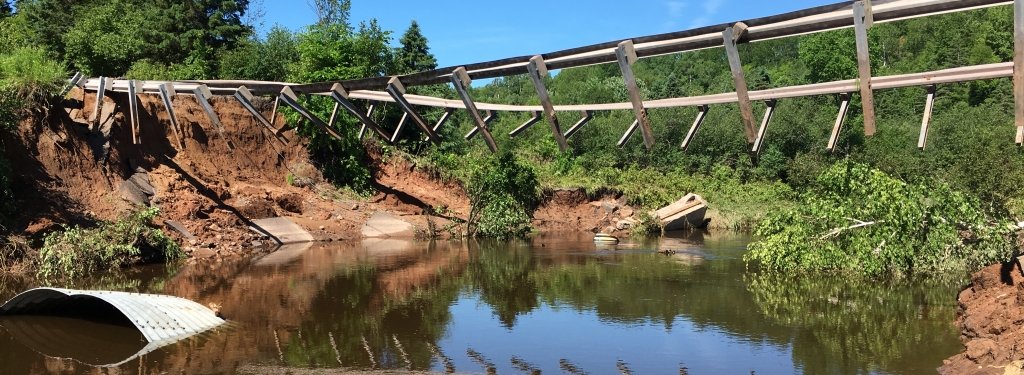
[395,21,437,74]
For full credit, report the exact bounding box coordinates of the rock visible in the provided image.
[619,206,634,218]
[208,223,222,231]
[601,202,619,214]
[965,339,998,362]
[319,225,326,231]
[351,204,360,210]
[192,248,216,259]
[318,212,331,221]
[615,219,633,230]
[362,212,416,238]
[215,234,223,241]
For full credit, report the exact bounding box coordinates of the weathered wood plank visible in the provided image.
[509,111,542,137]
[723,23,756,144]
[616,40,656,150]
[681,105,710,150]
[127,80,141,145]
[827,93,851,152]
[390,112,409,144]
[526,55,570,151]
[465,110,496,140]
[192,85,227,143]
[270,96,281,130]
[1015,0,1024,144]
[157,83,185,149]
[235,86,287,143]
[359,104,375,139]
[918,85,936,150]
[451,67,498,152]
[279,86,343,141]
[617,119,640,148]
[433,108,455,133]
[329,83,391,140]
[563,110,594,139]
[751,100,778,154]
[854,1,878,136]
[385,77,440,144]
[90,76,107,129]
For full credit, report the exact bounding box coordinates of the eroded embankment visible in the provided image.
[941,260,1024,374]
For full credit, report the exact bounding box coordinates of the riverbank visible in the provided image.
[941,259,1024,374]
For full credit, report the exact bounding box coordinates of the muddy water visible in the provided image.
[0,232,963,374]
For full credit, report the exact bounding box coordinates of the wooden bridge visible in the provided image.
[70,0,1024,155]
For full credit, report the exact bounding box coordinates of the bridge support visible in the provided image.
[918,85,937,150]
[854,1,878,136]
[465,110,497,140]
[329,83,391,141]
[127,80,141,145]
[234,86,287,144]
[90,76,107,129]
[827,94,852,153]
[526,55,570,151]
[385,77,441,144]
[751,99,778,154]
[157,83,185,149]
[1015,0,1024,144]
[618,119,640,148]
[62,72,85,97]
[425,108,456,142]
[509,111,542,137]
[279,86,343,141]
[359,104,376,139]
[390,112,410,144]
[192,85,229,147]
[616,40,656,150]
[563,110,594,139]
[723,23,756,144]
[681,105,710,151]
[451,67,499,152]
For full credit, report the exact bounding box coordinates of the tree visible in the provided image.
[307,0,350,28]
[0,1,12,18]
[218,25,297,81]
[394,21,436,74]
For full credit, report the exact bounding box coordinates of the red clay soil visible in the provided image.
[1,88,636,263]
[941,260,1024,375]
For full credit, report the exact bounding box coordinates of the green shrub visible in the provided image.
[467,152,539,238]
[37,208,182,280]
[0,46,66,124]
[746,162,1016,277]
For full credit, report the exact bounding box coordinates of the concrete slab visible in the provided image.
[361,212,415,238]
[250,217,314,244]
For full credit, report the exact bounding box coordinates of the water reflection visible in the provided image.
[0,232,962,374]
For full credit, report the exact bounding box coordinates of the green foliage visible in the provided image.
[37,208,182,280]
[466,152,540,238]
[218,26,297,81]
[394,21,437,74]
[746,162,1016,277]
[61,1,150,76]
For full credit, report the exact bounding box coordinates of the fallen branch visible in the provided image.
[819,218,883,240]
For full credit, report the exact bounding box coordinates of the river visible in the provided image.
[0,231,964,374]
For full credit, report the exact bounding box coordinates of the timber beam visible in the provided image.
[827,93,852,152]
[751,100,778,154]
[526,55,570,151]
[390,112,410,144]
[563,110,594,139]
[329,83,392,140]
[192,85,227,141]
[234,86,287,143]
[451,67,498,152]
[434,107,456,133]
[385,77,440,144]
[509,111,543,137]
[918,85,937,150]
[62,72,85,96]
[157,83,185,149]
[279,86,343,141]
[359,104,376,139]
[1015,0,1024,144]
[616,40,656,150]
[90,76,108,129]
[127,80,141,145]
[465,110,497,140]
[854,0,878,136]
[723,23,757,144]
[681,105,710,150]
[618,119,640,148]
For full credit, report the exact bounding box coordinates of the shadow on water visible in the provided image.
[0,231,964,374]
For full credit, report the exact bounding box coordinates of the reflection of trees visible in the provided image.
[467,239,539,328]
[746,272,962,375]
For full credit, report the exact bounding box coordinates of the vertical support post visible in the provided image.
[723,23,756,144]
[192,85,226,140]
[279,86,343,140]
[827,93,852,153]
[235,86,286,143]
[270,96,281,130]
[90,76,108,128]
[390,112,410,144]
[157,83,185,149]
[385,77,441,144]
[526,55,570,151]
[918,85,937,150]
[615,41,656,150]
[617,119,640,148]
[464,110,497,140]
[509,111,542,137]
[563,110,594,139]
[329,83,391,140]
[1015,0,1024,144]
[328,102,341,128]
[751,100,778,154]
[681,105,710,150]
[854,1,877,136]
[127,80,141,145]
[359,104,375,140]
[451,67,499,152]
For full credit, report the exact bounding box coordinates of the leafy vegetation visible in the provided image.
[37,208,182,280]
[746,162,1016,277]
[466,152,539,238]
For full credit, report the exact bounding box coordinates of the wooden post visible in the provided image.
[158,83,185,149]
[127,80,141,145]
[192,85,226,140]
[918,85,937,150]
[390,112,409,144]
[359,104,376,140]
[751,100,778,154]
[616,40,656,150]
[235,86,286,143]
[681,105,710,150]
[563,110,593,139]
[385,77,441,144]
[62,72,84,96]
[617,119,640,148]
[451,67,499,152]
[509,111,542,137]
[827,94,852,152]
[329,83,391,140]
[723,23,756,144]
[270,96,281,130]
[279,86,343,141]
[90,76,108,129]
[526,55,570,151]
[465,110,497,140]
[854,1,878,136]
[433,108,456,133]
[1015,0,1024,144]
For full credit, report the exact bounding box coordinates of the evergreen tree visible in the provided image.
[395,20,437,74]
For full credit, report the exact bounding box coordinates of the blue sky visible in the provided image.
[257,0,837,68]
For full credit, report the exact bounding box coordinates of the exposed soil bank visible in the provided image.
[941,261,1024,374]
[1,89,641,265]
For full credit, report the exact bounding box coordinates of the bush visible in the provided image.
[746,162,1016,277]
[467,152,539,238]
[37,208,182,280]
[0,46,66,123]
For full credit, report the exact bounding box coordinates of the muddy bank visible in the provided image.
[941,260,1024,374]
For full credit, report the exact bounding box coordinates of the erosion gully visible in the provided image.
[0,232,962,374]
